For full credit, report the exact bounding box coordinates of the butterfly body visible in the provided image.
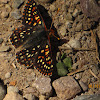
[10,0,54,76]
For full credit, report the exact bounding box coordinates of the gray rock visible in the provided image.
[63,38,81,49]
[52,76,81,100]
[10,9,22,19]
[73,94,100,100]
[5,72,11,79]
[7,86,19,93]
[0,83,6,100]
[12,0,24,9]
[66,20,73,29]
[79,80,88,91]
[3,92,24,100]
[75,23,82,31]
[32,77,52,97]
[81,36,87,41]
[24,93,35,100]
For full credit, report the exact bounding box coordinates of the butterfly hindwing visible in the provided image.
[16,45,40,67]
[22,0,42,27]
[34,42,53,76]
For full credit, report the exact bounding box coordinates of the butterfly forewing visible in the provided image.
[10,26,34,48]
[22,0,43,27]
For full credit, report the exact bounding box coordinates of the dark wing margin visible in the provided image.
[10,26,33,48]
[22,0,43,27]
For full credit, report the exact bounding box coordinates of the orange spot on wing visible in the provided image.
[37,19,40,23]
[31,18,33,21]
[32,7,36,11]
[28,21,32,25]
[45,48,49,51]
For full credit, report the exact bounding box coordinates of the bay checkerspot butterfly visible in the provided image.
[10,0,55,76]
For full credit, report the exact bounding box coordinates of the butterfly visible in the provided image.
[10,0,55,76]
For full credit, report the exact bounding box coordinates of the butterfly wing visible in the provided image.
[16,39,53,76]
[34,42,53,76]
[22,0,44,27]
[10,26,34,48]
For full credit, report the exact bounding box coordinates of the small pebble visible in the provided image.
[59,26,66,36]
[75,23,82,31]
[65,38,81,49]
[5,72,11,79]
[12,0,24,8]
[72,9,79,17]
[66,20,73,29]
[24,94,35,100]
[66,13,73,21]
[49,4,56,11]
[7,86,19,93]
[10,9,22,19]
[82,36,87,41]
[0,38,3,44]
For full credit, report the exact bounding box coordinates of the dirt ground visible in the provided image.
[0,0,100,99]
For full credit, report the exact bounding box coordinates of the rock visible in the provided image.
[79,80,88,92]
[66,13,73,21]
[10,9,22,19]
[0,38,3,44]
[80,0,100,21]
[81,36,87,41]
[0,10,9,18]
[0,0,10,3]
[7,86,19,93]
[12,0,24,8]
[49,4,56,11]
[63,38,81,49]
[32,77,52,97]
[0,45,10,52]
[39,95,46,100]
[0,82,6,100]
[66,20,73,29]
[23,87,37,94]
[23,93,35,100]
[52,76,81,100]
[49,97,60,100]
[75,22,82,31]
[5,72,11,79]
[59,25,66,36]
[72,9,79,17]
[3,92,24,100]
[73,94,100,100]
